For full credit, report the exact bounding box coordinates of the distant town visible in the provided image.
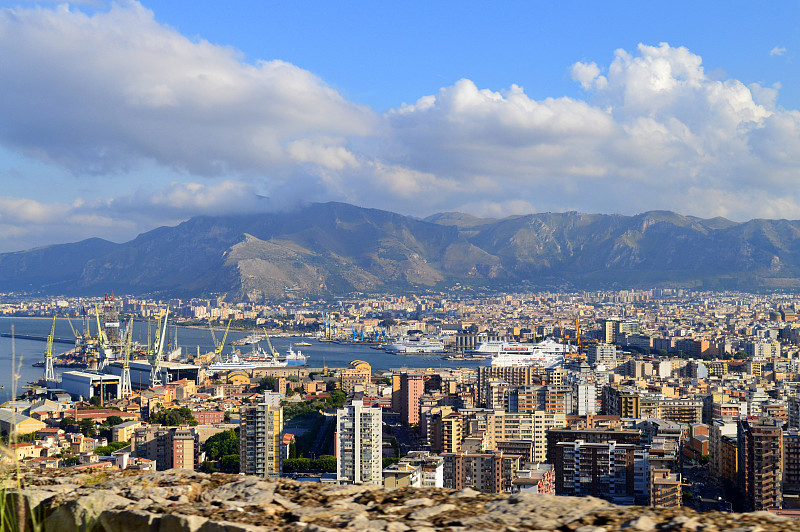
[1,287,799,516]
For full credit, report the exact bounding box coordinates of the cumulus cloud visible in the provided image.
[0,2,375,177]
[379,42,800,220]
[0,180,273,252]
[770,46,787,56]
[571,61,607,90]
[2,2,800,252]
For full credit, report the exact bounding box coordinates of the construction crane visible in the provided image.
[148,308,170,388]
[43,316,56,382]
[120,318,133,398]
[262,328,279,357]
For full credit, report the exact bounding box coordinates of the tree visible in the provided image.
[325,390,346,409]
[289,439,297,459]
[150,407,198,427]
[60,417,77,430]
[94,441,130,455]
[219,454,240,473]
[733,351,748,360]
[315,455,337,472]
[78,419,97,437]
[258,376,276,392]
[105,416,124,427]
[202,429,239,462]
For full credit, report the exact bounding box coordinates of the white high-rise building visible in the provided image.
[577,383,597,415]
[336,399,382,485]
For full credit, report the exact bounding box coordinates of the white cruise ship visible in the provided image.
[208,353,257,372]
[383,337,446,354]
[479,339,569,368]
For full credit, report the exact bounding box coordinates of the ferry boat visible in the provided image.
[481,338,569,368]
[383,337,446,354]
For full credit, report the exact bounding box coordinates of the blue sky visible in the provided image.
[0,1,798,252]
[147,1,799,110]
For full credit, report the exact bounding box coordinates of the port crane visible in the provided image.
[209,318,232,356]
[120,318,133,398]
[262,328,280,357]
[94,304,111,370]
[43,316,56,382]
[148,308,170,388]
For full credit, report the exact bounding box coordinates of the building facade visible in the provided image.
[738,418,782,511]
[336,399,382,485]
[239,394,283,479]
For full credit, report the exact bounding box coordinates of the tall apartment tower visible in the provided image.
[400,372,425,425]
[336,399,382,485]
[738,417,782,511]
[240,392,283,479]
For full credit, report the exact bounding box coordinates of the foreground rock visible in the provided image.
[4,468,797,531]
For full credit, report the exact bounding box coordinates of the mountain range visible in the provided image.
[2,202,800,299]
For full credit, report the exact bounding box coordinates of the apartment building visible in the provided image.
[336,399,382,485]
[132,424,198,471]
[441,451,522,493]
[738,417,782,511]
[484,410,567,462]
[650,468,682,507]
[239,393,283,479]
[553,440,649,505]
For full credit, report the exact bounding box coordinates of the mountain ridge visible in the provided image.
[3,202,800,299]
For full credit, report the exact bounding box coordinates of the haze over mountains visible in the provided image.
[2,202,800,299]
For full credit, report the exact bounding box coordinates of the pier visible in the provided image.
[0,332,75,345]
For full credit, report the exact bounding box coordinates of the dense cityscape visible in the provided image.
[0,288,798,516]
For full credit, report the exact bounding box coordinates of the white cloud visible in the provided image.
[377,42,800,221]
[770,46,787,56]
[1,2,800,252]
[570,61,607,90]
[0,2,376,177]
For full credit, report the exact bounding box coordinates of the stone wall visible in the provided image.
[4,469,798,531]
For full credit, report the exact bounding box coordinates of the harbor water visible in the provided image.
[0,317,484,402]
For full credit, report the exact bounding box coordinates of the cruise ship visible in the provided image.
[383,337,446,354]
[476,338,569,368]
[208,353,257,372]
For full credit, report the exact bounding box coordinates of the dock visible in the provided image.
[0,332,75,345]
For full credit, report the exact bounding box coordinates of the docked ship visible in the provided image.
[283,346,307,366]
[233,332,265,346]
[383,337,446,354]
[480,338,569,368]
[239,344,289,368]
[208,353,257,372]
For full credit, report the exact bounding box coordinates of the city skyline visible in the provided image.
[0,1,799,252]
